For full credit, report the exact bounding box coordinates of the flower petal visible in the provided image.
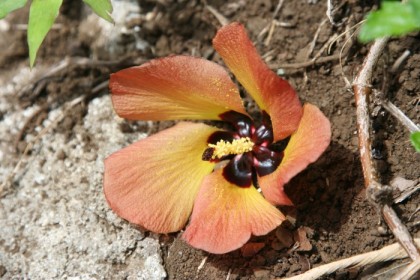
[213,22,303,140]
[183,169,285,254]
[110,55,247,121]
[258,104,331,205]
[104,122,219,233]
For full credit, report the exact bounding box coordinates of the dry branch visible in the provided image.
[278,239,420,280]
[352,36,420,264]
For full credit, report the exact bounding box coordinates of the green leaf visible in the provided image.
[83,0,113,23]
[410,131,420,153]
[0,0,27,19]
[409,0,420,24]
[28,0,63,67]
[359,1,420,42]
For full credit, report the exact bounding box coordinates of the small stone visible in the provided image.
[0,265,6,277]
[253,268,270,279]
[403,80,417,91]
[84,152,97,162]
[56,149,66,160]
[272,263,289,277]
[376,226,389,236]
[34,173,46,185]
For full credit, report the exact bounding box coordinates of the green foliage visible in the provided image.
[1,0,114,67]
[0,0,27,19]
[410,131,420,152]
[83,0,114,23]
[359,0,420,42]
[28,0,63,67]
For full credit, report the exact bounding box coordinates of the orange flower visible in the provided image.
[104,23,331,254]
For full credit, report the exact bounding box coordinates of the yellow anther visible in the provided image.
[208,137,254,159]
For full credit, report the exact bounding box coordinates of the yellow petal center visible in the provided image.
[208,137,254,159]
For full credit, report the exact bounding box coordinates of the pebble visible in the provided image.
[56,149,66,160]
[376,226,389,236]
[253,268,270,279]
[0,265,6,277]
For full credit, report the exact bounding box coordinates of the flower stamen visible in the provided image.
[208,137,254,159]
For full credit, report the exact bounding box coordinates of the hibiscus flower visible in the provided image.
[104,22,331,254]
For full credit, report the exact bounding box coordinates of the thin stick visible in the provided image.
[273,34,351,73]
[197,256,207,271]
[326,0,347,26]
[206,5,229,26]
[391,50,411,73]
[352,37,420,262]
[273,53,341,69]
[395,259,420,280]
[381,100,419,133]
[278,239,420,280]
[371,261,410,279]
[226,268,232,280]
[383,205,420,262]
[326,0,335,25]
[263,0,285,46]
[352,38,388,190]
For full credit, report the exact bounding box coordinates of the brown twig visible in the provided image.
[271,35,352,74]
[352,37,420,264]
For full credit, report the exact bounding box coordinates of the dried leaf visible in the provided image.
[294,226,312,252]
[241,242,265,257]
[276,226,294,248]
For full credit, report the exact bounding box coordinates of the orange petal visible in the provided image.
[183,169,285,254]
[213,23,303,140]
[258,104,331,205]
[104,122,218,233]
[110,55,247,121]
